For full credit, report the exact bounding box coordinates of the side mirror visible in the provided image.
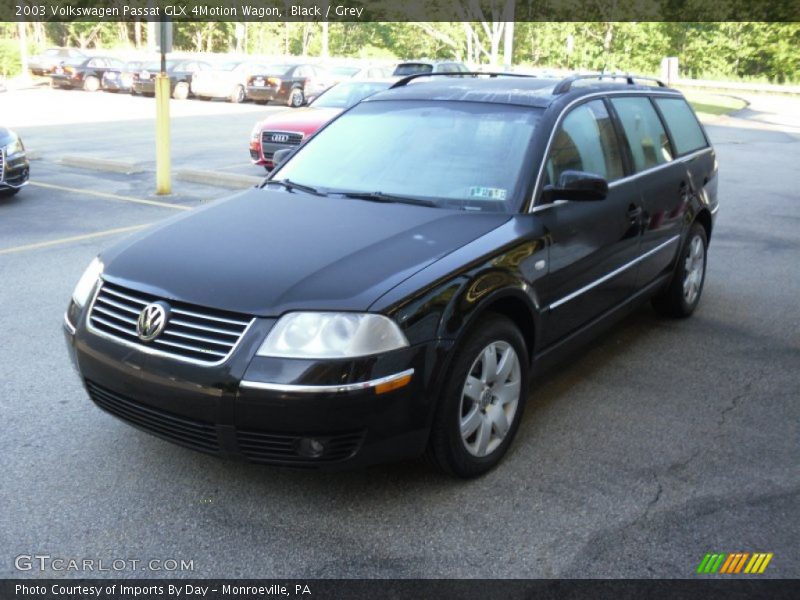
[272,148,293,167]
[543,170,608,202]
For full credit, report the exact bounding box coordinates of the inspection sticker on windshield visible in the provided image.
[468,186,507,201]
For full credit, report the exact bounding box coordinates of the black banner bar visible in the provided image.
[3,579,800,600]
[4,0,800,22]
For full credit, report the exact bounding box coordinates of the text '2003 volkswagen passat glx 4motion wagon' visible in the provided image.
[64,73,718,477]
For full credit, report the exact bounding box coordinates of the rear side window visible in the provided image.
[545,100,625,185]
[654,98,708,155]
[611,97,673,172]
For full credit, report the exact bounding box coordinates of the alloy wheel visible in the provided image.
[459,341,522,457]
[683,235,705,305]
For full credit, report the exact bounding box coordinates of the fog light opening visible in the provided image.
[296,437,326,458]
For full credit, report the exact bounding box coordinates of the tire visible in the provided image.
[172,81,189,100]
[83,75,100,92]
[426,314,529,478]
[652,222,708,318]
[287,87,304,108]
[230,85,245,104]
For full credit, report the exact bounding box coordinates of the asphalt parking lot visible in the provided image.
[1,87,798,579]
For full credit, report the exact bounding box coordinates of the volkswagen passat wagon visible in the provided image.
[64,73,718,477]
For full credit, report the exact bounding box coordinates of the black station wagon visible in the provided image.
[64,73,718,477]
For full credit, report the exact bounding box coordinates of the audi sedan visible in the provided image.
[1,127,30,196]
[64,73,718,477]
[249,79,394,169]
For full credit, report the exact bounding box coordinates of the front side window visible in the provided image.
[611,97,673,172]
[545,100,625,186]
[654,98,708,156]
[274,100,542,212]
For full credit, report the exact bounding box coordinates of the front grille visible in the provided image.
[237,429,364,464]
[0,150,5,183]
[262,131,303,145]
[88,281,253,365]
[261,131,303,161]
[85,380,220,454]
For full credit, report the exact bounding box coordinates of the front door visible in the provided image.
[534,99,643,347]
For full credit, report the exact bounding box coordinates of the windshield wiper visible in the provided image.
[265,179,326,196]
[335,191,437,207]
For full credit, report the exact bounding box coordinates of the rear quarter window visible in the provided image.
[610,96,673,173]
[654,98,708,155]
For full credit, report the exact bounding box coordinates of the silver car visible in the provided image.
[190,60,270,103]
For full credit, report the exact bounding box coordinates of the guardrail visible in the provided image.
[672,78,800,96]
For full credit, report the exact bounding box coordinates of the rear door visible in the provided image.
[609,95,686,285]
[534,98,643,347]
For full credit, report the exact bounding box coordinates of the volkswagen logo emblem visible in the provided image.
[271,134,289,143]
[136,302,169,342]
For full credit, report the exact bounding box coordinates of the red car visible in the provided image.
[249,79,393,170]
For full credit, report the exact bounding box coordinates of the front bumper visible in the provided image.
[1,152,30,189]
[191,80,229,98]
[102,77,131,92]
[51,74,80,88]
[133,80,156,94]
[64,304,438,469]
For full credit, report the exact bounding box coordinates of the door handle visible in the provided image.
[679,181,691,201]
[627,204,643,220]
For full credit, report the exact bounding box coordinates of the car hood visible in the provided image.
[0,127,18,146]
[102,188,510,316]
[257,108,341,136]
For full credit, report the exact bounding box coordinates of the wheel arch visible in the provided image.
[694,208,713,242]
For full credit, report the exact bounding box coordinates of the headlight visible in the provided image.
[257,312,409,359]
[4,136,24,157]
[250,124,261,142]
[71,257,103,307]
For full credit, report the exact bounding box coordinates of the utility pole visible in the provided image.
[502,0,515,70]
[18,22,31,84]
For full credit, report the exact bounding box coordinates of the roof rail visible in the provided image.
[390,71,537,89]
[553,73,666,94]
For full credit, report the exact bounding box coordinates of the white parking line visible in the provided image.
[29,181,193,210]
[0,224,150,256]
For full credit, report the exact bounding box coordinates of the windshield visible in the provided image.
[330,66,359,77]
[254,65,292,77]
[217,61,243,71]
[273,100,542,212]
[311,81,391,109]
[393,63,433,76]
[142,60,178,72]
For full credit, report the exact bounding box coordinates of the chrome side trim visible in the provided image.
[63,312,76,335]
[240,368,415,394]
[548,235,681,310]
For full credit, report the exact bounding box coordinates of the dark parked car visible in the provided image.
[101,60,147,93]
[51,56,126,91]
[29,47,85,76]
[64,73,718,477]
[132,59,212,99]
[1,127,30,196]
[246,64,335,107]
[392,60,469,77]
